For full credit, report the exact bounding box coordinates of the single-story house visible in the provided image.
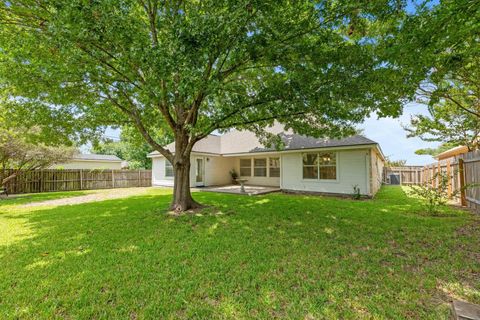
[148,124,385,197]
[52,154,123,170]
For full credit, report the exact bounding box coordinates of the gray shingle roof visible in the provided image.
[73,154,122,161]
[247,133,377,153]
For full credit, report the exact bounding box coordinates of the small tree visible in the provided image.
[0,128,75,191]
[409,172,454,214]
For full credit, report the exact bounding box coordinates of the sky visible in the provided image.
[359,103,439,165]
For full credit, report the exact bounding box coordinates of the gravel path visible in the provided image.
[20,187,152,208]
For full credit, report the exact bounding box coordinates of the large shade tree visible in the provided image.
[0,1,420,211]
[399,0,480,150]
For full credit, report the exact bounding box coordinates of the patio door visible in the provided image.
[195,157,205,187]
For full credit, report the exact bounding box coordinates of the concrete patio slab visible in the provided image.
[452,299,480,320]
[197,185,280,196]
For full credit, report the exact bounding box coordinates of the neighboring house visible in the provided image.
[434,145,469,162]
[52,154,123,170]
[148,124,385,197]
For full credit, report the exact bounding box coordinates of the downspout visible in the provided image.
[365,150,371,196]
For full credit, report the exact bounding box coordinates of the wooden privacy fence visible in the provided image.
[1,169,152,194]
[384,166,424,185]
[462,150,480,212]
[384,149,480,212]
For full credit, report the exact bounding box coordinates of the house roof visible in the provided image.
[148,124,381,158]
[246,133,378,153]
[435,146,469,160]
[72,154,123,162]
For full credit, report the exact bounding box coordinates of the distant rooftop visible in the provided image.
[73,154,123,161]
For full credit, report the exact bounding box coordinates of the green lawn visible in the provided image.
[1,186,479,319]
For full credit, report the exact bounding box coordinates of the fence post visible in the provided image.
[80,169,83,190]
[112,170,115,188]
[458,158,467,207]
[446,160,451,198]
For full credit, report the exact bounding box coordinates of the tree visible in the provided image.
[415,142,459,157]
[0,1,419,211]
[398,1,480,150]
[405,99,480,150]
[0,127,75,190]
[92,126,169,169]
[385,157,407,167]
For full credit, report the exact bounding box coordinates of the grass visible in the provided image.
[0,186,479,319]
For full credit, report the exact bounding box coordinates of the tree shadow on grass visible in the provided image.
[1,187,479,319]
[0,190,91,208]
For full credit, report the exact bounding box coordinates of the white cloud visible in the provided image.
[360,102,439,165]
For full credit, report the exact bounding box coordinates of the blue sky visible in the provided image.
[359,102,439,165]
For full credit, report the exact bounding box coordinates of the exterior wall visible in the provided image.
[151,157,174,186]
[151,155,234,187]
[281,149,370,195]
[204,156,234,186]
[52,160,122,170]
[233,156,281,187]
[370,149,385,195]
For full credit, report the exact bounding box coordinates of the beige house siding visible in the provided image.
[152,154,234,187]
[204,156,233,186]
[281,149,370,196]
[370,149,385,196]
[52,160,122,170]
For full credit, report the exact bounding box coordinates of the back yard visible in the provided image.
[0,186,479,319]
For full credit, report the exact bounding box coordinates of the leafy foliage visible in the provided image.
[409,172,454,214]
[399,1,480,149]
[0,127,75,188]
[406,98,479,150]
[92,126,169,169]
[0,1,422,209]
[352,184,361,200]
[415,142,459,156]
[385,156,407,167]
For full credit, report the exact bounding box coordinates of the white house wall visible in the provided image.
[151,155,234,187]
[152,148,377,196]
[151,157,173,186]
[281,149,370,195]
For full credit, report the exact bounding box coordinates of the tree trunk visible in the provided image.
[169,148,202,212]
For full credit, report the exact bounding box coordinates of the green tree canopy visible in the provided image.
[0,1,421,210]
[398,0,480,150]
[0,127,75,189]
[92,126,170,169]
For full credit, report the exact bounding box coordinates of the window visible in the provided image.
[318,152,336,179]
[303,153,318,179]
[165,160,174,177]
[269,157,280,177]
[302,152,336,180]
[254,158,267,177]
[240,159,251,176]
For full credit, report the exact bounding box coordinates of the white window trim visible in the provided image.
[239,158,252,177]
[164,159,174,178]
[253,157,267,177]
[301,152,339,182]
[268,157,281,178]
